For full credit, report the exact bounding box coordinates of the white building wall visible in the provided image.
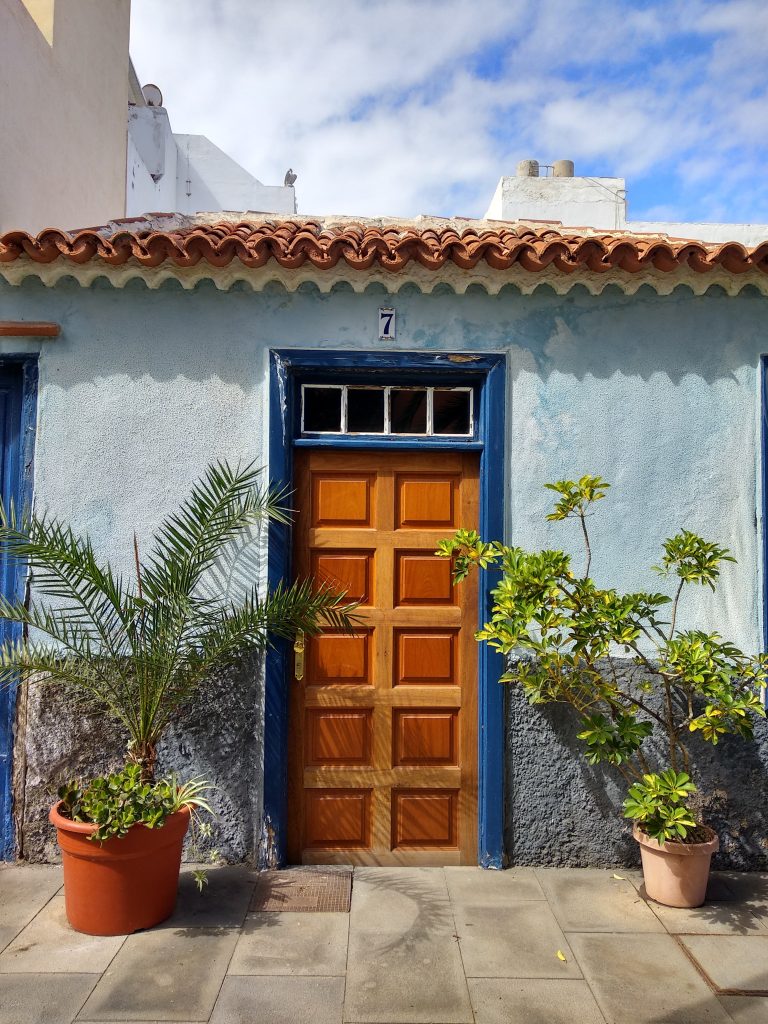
[126,108,296,218]
[484,175,626,230]
[628,221,768,246]
[485,170,768,244]
[0,0,130,233]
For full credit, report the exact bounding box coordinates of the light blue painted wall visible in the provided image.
[0,276,765,655]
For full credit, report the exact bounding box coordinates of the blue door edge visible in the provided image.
[0,357,38,861]
[761,357,768,670]
[261,349,506,869]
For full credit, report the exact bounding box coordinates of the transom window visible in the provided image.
[301,385,474,437]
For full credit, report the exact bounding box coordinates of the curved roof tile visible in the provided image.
[1,217,768,277]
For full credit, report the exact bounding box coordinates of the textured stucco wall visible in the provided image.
[1,274,767,865]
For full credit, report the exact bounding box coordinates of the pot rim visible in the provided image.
[49,800,191,836]
[632,822,719,856]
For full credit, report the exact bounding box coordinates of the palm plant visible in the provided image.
[0,461,356,779]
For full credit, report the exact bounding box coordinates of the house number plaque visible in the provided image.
[378,307,396,340]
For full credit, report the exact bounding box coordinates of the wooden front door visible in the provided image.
[288,449,479,865]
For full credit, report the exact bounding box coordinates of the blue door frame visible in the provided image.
[762,356,768,659]
[0,358,38,860]
[263,350,506,868]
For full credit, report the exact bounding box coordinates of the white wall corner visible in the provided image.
[483,174,628,230]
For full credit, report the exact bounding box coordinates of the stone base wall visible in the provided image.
[14,656,264,864]
[504,683,768,871]
[14,658,767,870]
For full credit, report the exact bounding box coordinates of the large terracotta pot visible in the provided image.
[49,802,191,935]
[633,823,719,908]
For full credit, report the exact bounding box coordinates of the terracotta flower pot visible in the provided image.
[633,823,719,908]
[49,801,191,935]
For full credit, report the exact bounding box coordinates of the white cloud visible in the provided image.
[129,0,768,222]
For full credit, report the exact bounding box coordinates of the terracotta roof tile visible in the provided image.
[1,216,767,277]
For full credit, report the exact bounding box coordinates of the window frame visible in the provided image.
[300,382,475,439]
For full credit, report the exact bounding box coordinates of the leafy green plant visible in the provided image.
[622,770,698,843]
[0,461,358,780]
[438,475,766,843]
[58,764,213,843]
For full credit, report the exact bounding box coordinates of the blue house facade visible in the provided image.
[0,214,766,868]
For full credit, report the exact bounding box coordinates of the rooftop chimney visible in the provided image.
[484,161,627,229]
[517,159,539,178]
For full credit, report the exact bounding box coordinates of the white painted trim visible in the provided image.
[2,258,768,297]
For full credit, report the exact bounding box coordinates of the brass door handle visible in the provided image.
[294,630,305,681]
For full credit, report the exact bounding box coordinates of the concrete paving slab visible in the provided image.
[350,867,452,932]
[569,932,731,1023]
[717,995,768,1022]
[718,873,768,901]
[229,913,348,976]
[353,867,450,901]
[444,867,546,904]
[78,926,239,1021]
[345,868,472,1023]
[0,865,62,953]
[705,874,741,901]
[211,976,344,1024]
[0,894,125,973]
[535,867,665,932]
[715,874,768,925]
[0,973,97,1024]
[467,978,605,1024]
[681,935,768,992]
[455,902,581,979]
[649,900,768,935]
[158,865,258,930]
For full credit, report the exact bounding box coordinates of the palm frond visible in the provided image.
[0,637,141,738]
[0,461,359,776]
[140,461,290,601]
[0,507,132,660]
[193,579,360,668]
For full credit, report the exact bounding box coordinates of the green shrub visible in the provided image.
[438,475,766,843]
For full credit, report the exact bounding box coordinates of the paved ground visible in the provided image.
[1,863,767,1024]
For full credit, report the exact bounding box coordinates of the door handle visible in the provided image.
[294,630,305,681]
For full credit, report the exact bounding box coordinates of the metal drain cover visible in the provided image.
[250,866,352,913]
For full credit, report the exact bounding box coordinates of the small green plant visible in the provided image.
[57,764,213,843]
[622,769,698,843]
[438,475,767,844]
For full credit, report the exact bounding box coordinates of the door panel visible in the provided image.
[288,449,478,866]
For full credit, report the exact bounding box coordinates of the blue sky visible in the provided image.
[130,0,768,224]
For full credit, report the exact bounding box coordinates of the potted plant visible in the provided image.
[0,461,355,935]
[438,475,766,908]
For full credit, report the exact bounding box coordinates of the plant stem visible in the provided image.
[133,532,143,600]
[128,740,157,782]
[579,510,591,579]
[663,679,677,771]
[668,578,685,640]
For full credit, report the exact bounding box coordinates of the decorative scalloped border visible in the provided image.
[2,258,767,297]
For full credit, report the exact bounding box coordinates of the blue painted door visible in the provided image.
[0,366,25,859]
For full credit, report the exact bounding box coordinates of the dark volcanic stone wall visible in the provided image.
[14,655,264,863]
[504,676,768,870]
